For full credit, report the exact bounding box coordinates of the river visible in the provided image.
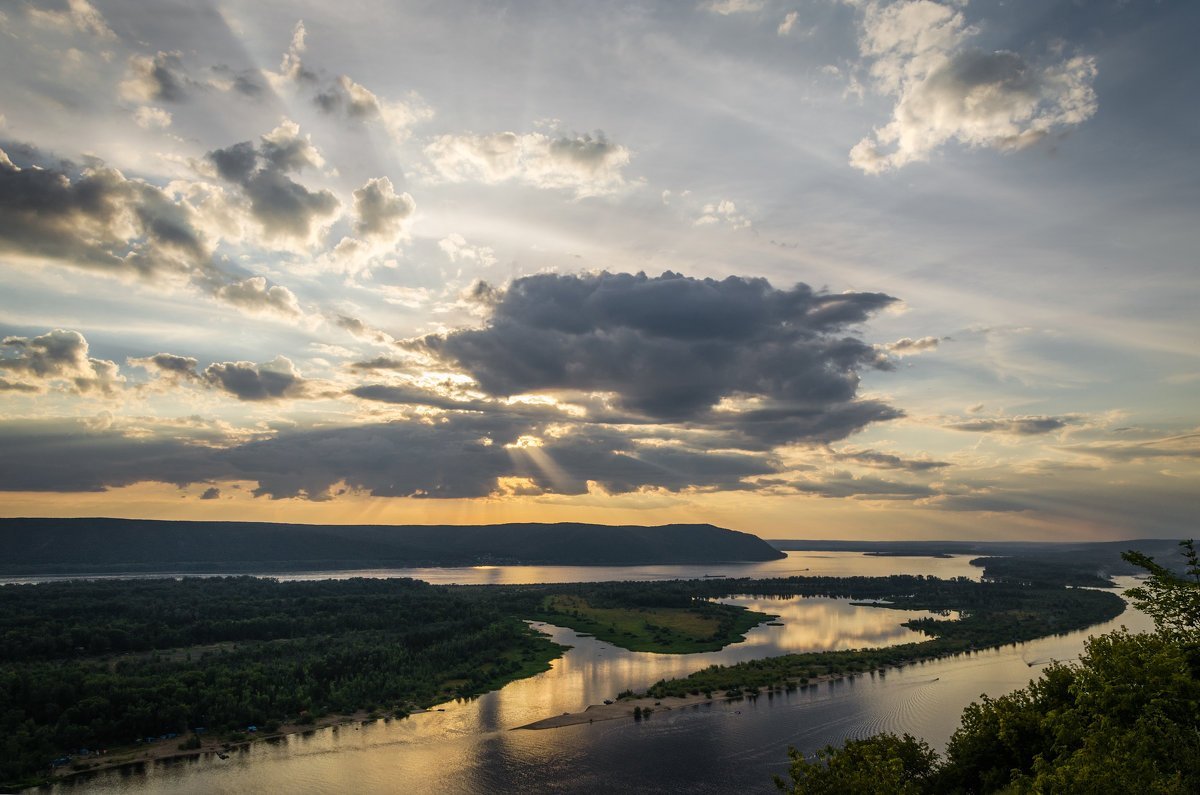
[32,556,1147,794]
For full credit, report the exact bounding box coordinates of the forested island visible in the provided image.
[0,518,784,575]
[0,571,1125,788]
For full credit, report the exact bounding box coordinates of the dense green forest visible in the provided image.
[775,541,1200,793]
[0,571,1130,788]
[0,577,565,787]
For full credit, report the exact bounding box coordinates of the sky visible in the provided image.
[0,0,1197,541]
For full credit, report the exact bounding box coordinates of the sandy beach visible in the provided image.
[514,670,858,731]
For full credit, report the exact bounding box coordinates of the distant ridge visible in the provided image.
[0,518,786,575]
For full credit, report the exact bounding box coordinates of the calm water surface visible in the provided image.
[35,567,1148,795]
[2,550,983,586]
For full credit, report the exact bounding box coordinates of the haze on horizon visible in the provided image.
[0,0,1196,542]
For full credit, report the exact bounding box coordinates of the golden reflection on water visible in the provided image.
[43,584,1148,795]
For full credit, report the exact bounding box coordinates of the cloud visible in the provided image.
[414,270,900,444]
[1062,432,1200,463]
[133,106,173,130]
[265,20,430,142]
[27,0,114,40]
[947,415,1073,435]
[201,356,311,402]
[128,352,200,383]
[210,65,266,98]
[882,335,941,355]
[0,420,216,492]
[425,130,632,197]
[778,11,799,36]
[833,448,951,470]
[352,177,415,242]
[314,75,432,143]
[0,329,124,395]
[264,20,316,89]
[200,486,221,499]
[703,0,765,15]
[439,233,497,267]
[214,275,302,317]
[206,120,339,242]
[0,412,778,500]
[792,472,936,500]
[0,141,316,318]
[120,51,192,103]
[333,315,395,345]
[695,199,752,230]
[849,0,1098,173]
[0,142,213,281]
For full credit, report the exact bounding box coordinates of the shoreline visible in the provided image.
[514,668,864,731]
[33,708,429,788]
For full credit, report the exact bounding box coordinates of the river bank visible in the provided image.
[39,708,432,784]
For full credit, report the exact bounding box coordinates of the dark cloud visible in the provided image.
[199,486,221,500]
[121,51,191,103]
[348,355,408,371]
[948,416,1073,435]
[0,378,41,393]
[929,493,1033,513]
[0,411,777,501]
[211,65,265,97]
[314,75,382,119]
[415,271,899,443]
[833,449,951,471]
[0,329,123,395]
[791,473,937,500]
[0,420,216,492]
[128,352,200,381]
[348,384,488,412]
[0,143,211,279]
[1061,432,1200,463]
[201,356,310,401]
[206,121,338,240]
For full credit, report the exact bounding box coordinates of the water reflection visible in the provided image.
[39,595,984,794]
[38,579,1144,795]
[2,551,984,587]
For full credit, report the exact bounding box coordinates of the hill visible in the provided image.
[0,518,785,574]
[771,538,1189,586]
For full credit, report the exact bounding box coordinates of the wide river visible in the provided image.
[32,554,1149,794]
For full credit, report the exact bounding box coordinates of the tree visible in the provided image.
[1122,539,1200,641]
[774,733,937,795]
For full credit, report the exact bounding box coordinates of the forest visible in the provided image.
[775,541,1200,793]
[0,571,1128,788]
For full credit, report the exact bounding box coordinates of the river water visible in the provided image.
[33,557,1147,794]
[1,550,984,586]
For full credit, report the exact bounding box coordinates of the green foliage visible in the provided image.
[775,733,937,795]
[0,577,565,787]
[1122,539,1200,641]
[532,593,770,653]
[941,629,1200,794]
[775,540,1200,794]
